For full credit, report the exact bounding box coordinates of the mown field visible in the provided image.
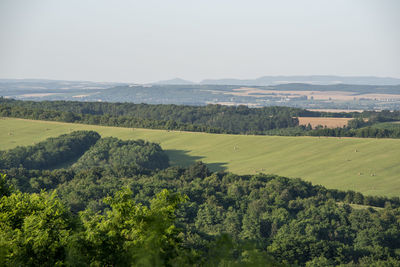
[298,117,352,128]
[1,117,400,197]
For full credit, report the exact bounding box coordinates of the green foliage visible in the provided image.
[2,98,400,138]
[347,118,370,129]
[0,186,188,266]
[205,234,283,267]
[2,117,400,197]
[72,137,169,172]
[0,190,75,266]
[2,166,400,266]
[0,131,100,170]
[0,173,12,197]
[0,98,300,134]
[307,125,400,138]
[0,133,170,212]
[1,98,400,266]
[75,188,186,266]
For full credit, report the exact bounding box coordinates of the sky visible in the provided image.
[0,0,399,83]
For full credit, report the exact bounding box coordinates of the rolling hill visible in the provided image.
[1,117,400,197]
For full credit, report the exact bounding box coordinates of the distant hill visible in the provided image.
[154,78,195,85]
[200,75,400,86]
[2,77,400,110]
[0,79,123,91]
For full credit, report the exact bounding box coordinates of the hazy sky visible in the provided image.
[0,0,399,83]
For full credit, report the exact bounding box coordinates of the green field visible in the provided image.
[1,117,400,197]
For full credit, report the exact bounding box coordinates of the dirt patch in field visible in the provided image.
[298,117,353,128]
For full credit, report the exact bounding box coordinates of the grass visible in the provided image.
[1,117,400,197]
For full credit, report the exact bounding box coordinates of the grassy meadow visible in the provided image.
[1,117,400,197]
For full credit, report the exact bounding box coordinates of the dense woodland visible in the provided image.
[0,131,100,170]
[72,137,169,172]
[1,132,400,266]
[1,98,400,138]
[0,98,300,134]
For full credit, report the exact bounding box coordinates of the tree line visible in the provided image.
[0,131,100,170]
[263,116,400,138]
[307,126,400,138]
[0,98,300,134]
[2,98,400,138]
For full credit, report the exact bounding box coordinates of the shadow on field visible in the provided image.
[165,149,227,172]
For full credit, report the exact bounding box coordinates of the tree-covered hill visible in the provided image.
[0,132,170,195]
[2,98,400,138]
[0,98,301,134]
[2,163,400,266]
[2,117,400,197]
[1,120,400,265]
[0,131,100,170]
[72,137,169,172]
[1,132,400,265]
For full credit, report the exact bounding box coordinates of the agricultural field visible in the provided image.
[307,109,363,113]
[298,116,353,128]
[1,117,400,197]
[229,87,400,101]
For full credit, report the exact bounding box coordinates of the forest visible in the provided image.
[0,131,100,170]
[1,132,400,266]
[1,98,400,138]
[0,98,300,134]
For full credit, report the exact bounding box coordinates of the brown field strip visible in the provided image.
[298,117,352,128]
